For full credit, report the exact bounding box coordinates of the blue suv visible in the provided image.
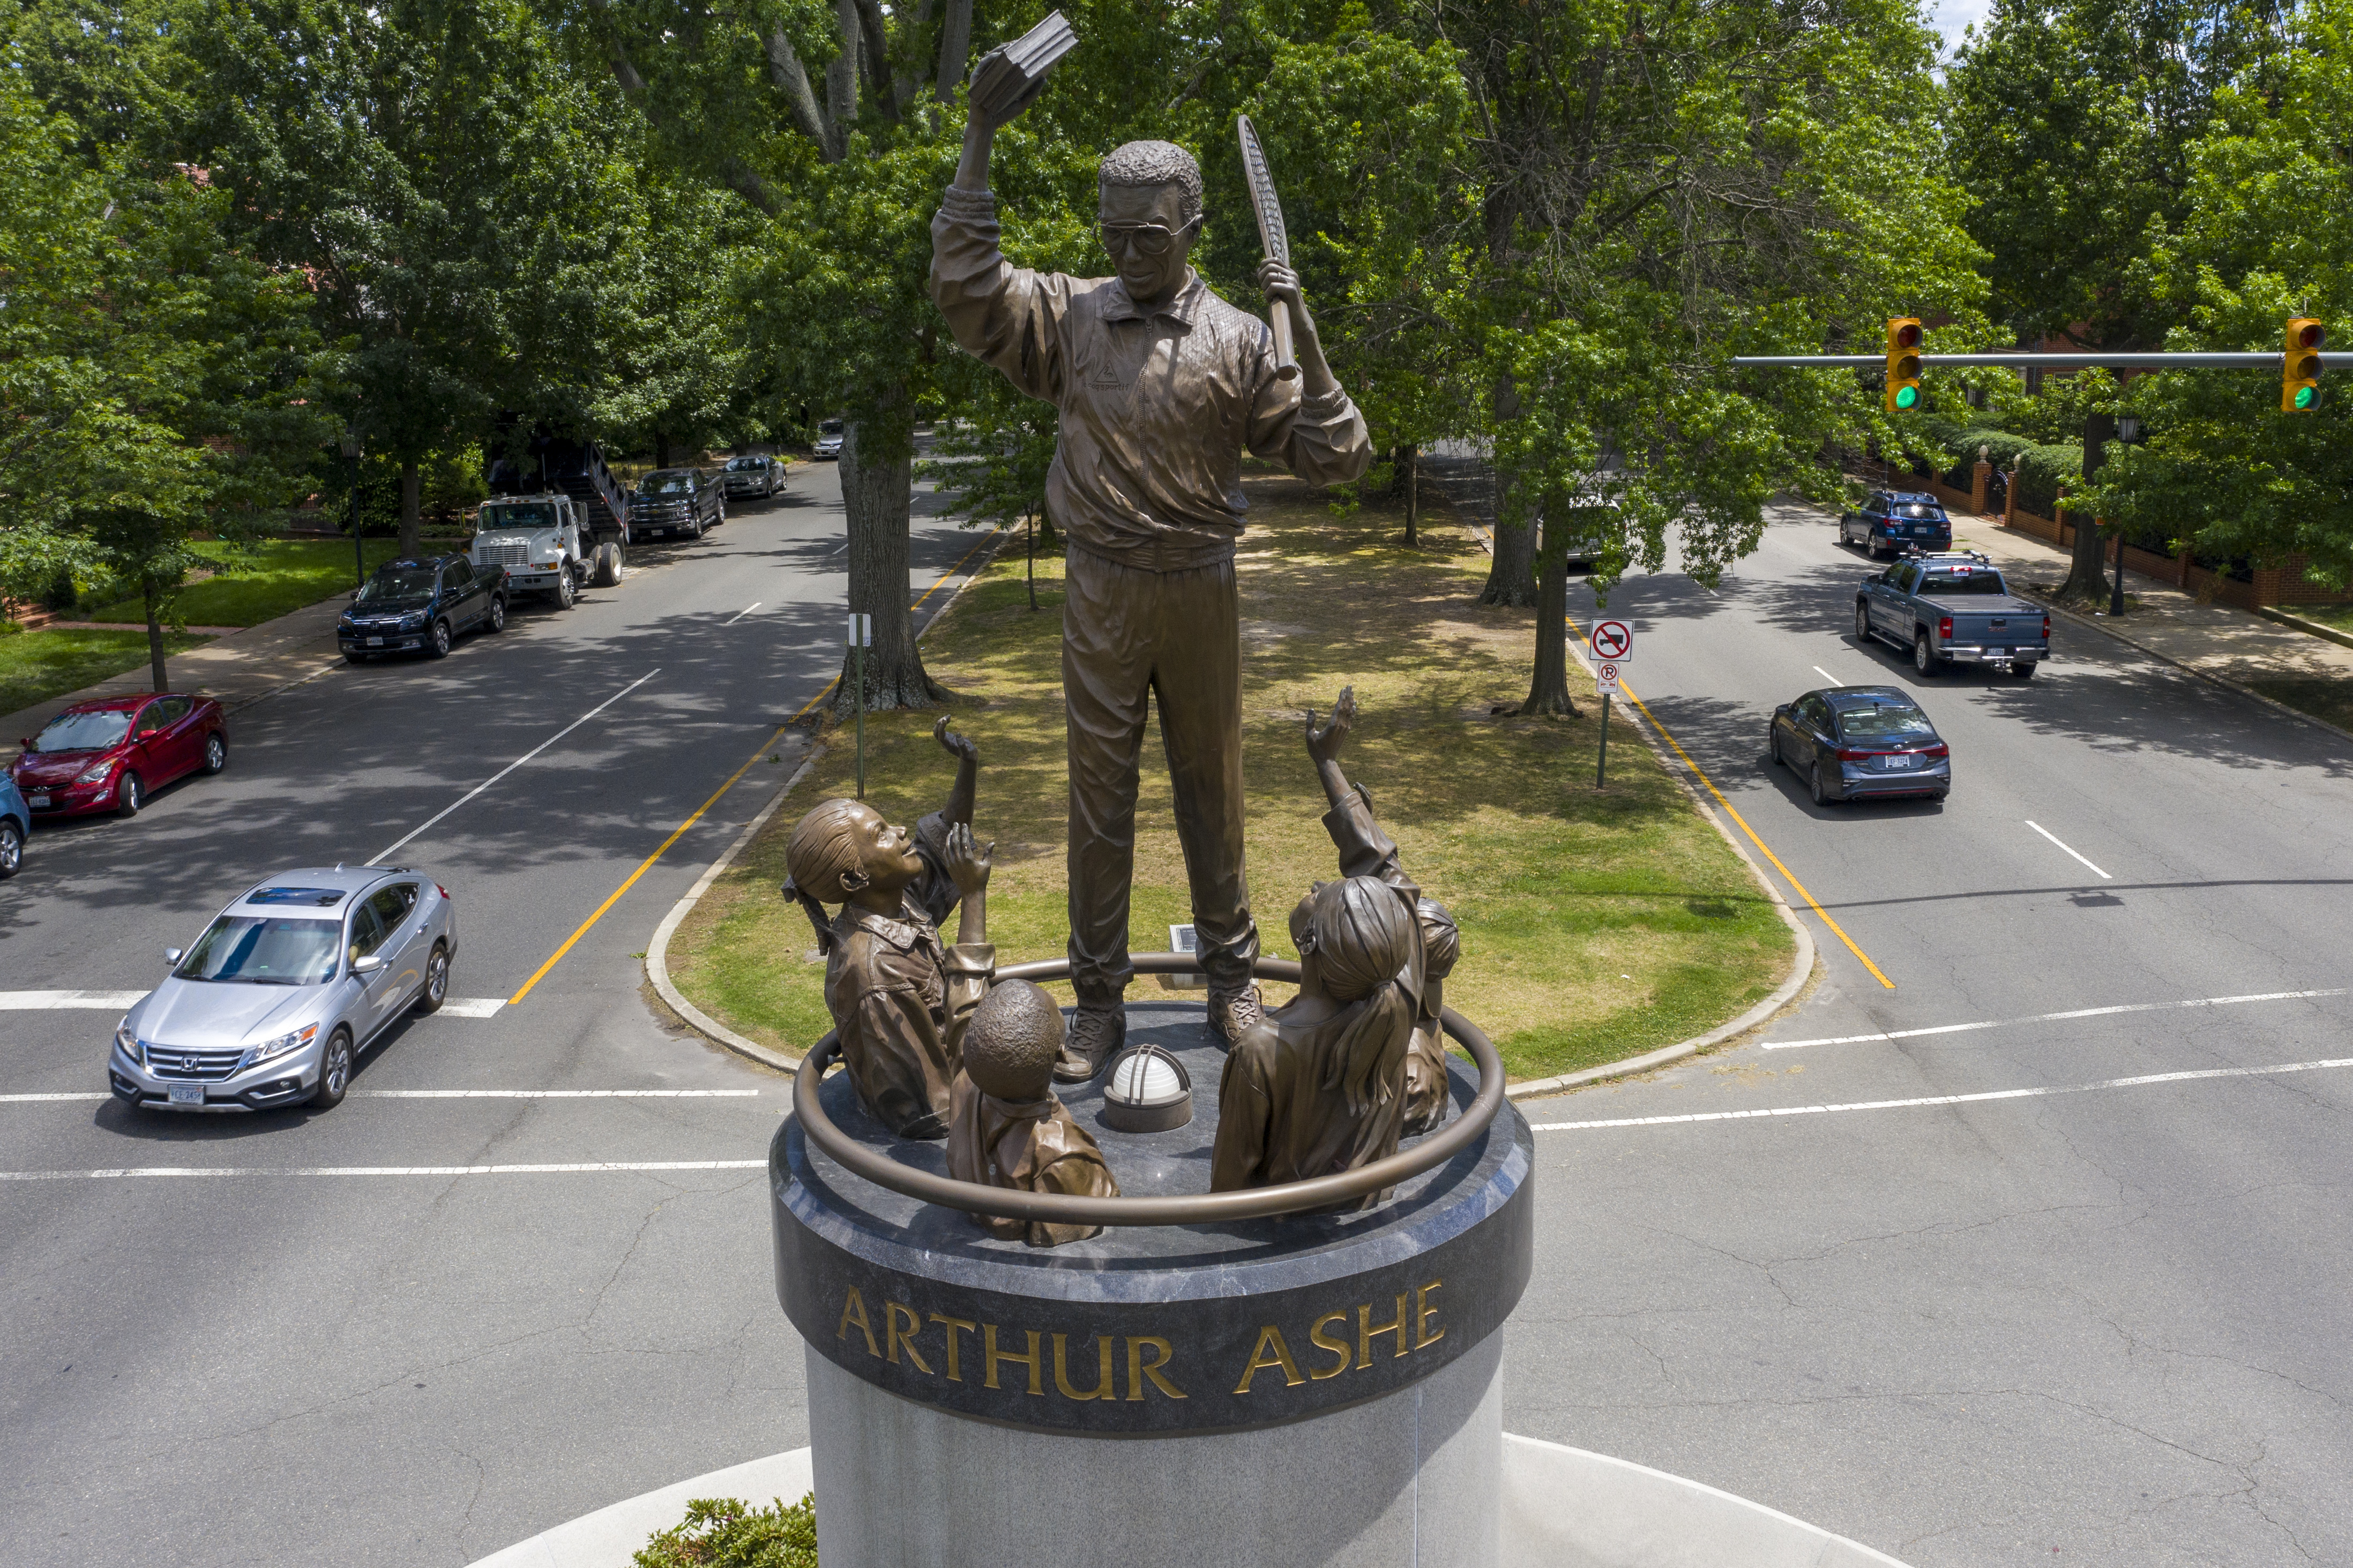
[1840,491,1952,559]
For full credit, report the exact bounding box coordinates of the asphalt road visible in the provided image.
[1508,504,2353,1566]
[0,462,1002,1566]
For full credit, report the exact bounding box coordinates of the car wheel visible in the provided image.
[414,942,449,1015]
[202,733,227,775]
[115,771,143,819]
[0,819,21,879]
[1855,601,1872,640]
[427,618,452,658]
[1767,729,1782,769]
[1913,632,1938,675]
[1811,761,1833,806]
[554,570,576,610]
[487,594,507,631]
[310,1028,354,1109]
[2012,661,2037,679]
[592,542,623,587]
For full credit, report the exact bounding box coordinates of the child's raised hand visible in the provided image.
[945,821,995,896]
[1305,685,1357,765]
[935,715,979,766]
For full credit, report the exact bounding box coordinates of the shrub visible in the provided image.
[1914,422,2037,489]
[636,1495,817,1568]
[2012,444,2083,518]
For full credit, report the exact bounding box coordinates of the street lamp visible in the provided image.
[2115,413,2142,445]
[340,425,363,592]
[2107,415,2144,616]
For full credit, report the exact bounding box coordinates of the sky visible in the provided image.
[1929,0,1997,55]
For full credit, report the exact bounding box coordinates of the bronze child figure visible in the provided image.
[1209,689,1459,1205]
[948,980,1121,1248]
[782,723,994,1141]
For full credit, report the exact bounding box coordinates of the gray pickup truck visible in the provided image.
[1855,551,2050,678]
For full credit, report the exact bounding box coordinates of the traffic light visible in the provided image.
[1885,318,1923,412]
[2283,318,2325,411]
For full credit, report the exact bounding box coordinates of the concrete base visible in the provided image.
[806,1329,1503,1568]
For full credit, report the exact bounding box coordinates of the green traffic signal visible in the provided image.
[1893,384,1919,410]
[2295,385,2316,410]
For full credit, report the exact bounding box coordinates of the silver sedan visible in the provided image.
[108,865,459,1112]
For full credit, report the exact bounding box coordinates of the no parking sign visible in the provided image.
[1595,661,1622,695]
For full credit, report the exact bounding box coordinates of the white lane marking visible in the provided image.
[369,670,661,864]
[724,602,761,625]
[0,1159,768,1181]
[440,997,505,1018]
[1530,1055,2353,1132]
[1,1089,762,1104]
[1762,987,2350,1051]
[0,991,148,1011]
[2026,819,2111,880]
[826,541,848,557]
[1813,666,1839,685]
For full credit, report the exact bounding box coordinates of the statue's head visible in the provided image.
[1098,139,1202,308]
[962,979,1066,1101]
[1290,877,1415,1004]
[783,798,924,910]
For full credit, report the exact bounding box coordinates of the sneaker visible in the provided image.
[1207,981,1263,1046]
[1054,1006,1124,1082]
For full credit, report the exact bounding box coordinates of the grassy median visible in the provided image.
[83,538,416,628]
[666,477,1795,1083]
[0,628,212,720]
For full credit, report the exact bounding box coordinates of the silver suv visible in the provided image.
[109,866,458,1112]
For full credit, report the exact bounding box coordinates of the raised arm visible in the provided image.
[932,52,1067,403]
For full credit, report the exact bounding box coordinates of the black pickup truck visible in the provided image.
[339,555,508,662]
[632,468,726,540]
[1855,551,2050,678]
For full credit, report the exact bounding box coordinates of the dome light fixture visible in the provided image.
[1100,1042,1192,1133]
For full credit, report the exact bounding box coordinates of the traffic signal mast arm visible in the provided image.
[1734,351,2333,369]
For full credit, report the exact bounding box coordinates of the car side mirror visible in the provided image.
[352,954,385,976]
[163,948,182,966]
[1773,704,1789,716]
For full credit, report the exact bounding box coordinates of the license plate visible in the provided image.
[168,1083,204,1106]
[367,636,384,647]
[1985,647,2007,659]
[26,793,48,808]
[1885,754,1916,769]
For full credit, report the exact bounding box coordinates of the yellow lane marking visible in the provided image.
[507,528,1003,1006]
[1566,613,1896,991]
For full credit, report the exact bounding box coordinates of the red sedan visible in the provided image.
[9,694,228,820]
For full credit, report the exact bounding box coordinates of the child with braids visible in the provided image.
[782,722,995,1140]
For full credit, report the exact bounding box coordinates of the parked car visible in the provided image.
[722,454,787,499]
[1855,550,2049,677]
[108,866,458,1112]
[339,555,507,661]
[1839,492,1953,558]
[470,492,618,607]
[0,775,26,876]
[814,419,845,460]
[9,693,228,820]
[633,468,726,539]
[1769,686,1951,806]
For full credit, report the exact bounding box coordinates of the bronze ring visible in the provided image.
[788,953,1507,1226]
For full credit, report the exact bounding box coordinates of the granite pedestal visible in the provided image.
[770,1000,1533,1567]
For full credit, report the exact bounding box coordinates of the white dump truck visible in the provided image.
[467,493,621,609]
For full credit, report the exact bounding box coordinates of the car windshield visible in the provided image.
[1893,504,1944,520]
[29,710,133,753]
[174,916,341,985]
[1921,572,2006,595]
[1836,704,1937,742]
[639,472,693,494]
[820,421,843,435]
[479,502,557,531]
[357,568,438,603]
[726,456,764,471]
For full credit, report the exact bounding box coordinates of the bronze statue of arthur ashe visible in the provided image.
[931,81,1373,1079]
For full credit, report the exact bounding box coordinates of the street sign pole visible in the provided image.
[1596,692,1611,790]
[848,611,871,798]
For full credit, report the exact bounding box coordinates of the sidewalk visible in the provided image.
[1938,513,2353,739]
[1,593,349,762]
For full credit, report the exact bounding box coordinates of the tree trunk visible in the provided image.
[1520,544,1575,716]
[1025,511,1037,611]
[1478,495,1539,605]
[832,402,948,716]
[143,579,169,693]
[1400,444,1418,548]
[398,462,423,558]
[2058,506,2111,602]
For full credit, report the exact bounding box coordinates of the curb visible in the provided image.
[2037,594,2353,750]
[1505,695,1817,1103]
[645,754,821,1074]
[2255,602,2353,655]
[646,524,1011,1071]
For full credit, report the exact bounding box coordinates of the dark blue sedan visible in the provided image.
[1839,491,1953,559]
[1769,686,1951,806]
